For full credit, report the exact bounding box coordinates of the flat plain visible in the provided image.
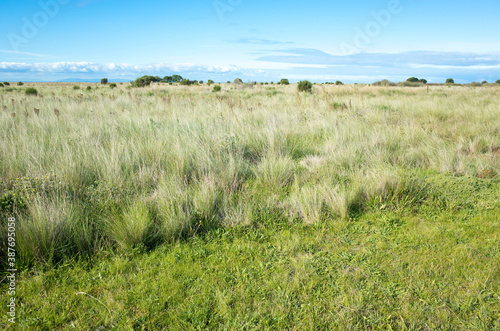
[1,83,499,330]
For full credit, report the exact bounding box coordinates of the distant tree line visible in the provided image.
[406,77,427,84]
[130,75,200,87]
[124,75,500,88]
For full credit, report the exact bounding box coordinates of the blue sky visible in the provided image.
[1,0,500,83]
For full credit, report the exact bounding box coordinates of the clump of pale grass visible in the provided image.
[16,196,92,266]
[154,175,221,243]
[254,155,296,191]
[105,201,151,251]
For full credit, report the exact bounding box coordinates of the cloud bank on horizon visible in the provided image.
[0,0,499,83]
[1,49,500,83]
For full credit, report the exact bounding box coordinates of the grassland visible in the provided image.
[0,82,499,329]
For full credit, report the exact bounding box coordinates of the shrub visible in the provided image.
[212,85,222,92]
[481,81,487,85]
[86,86,92,91]
[446,78,455,84]
[109,83,117,89]
[234,78,243,84]
[180,79,194,86]
[17,81,24,86]
[335,80,343,85]
[207,80,214,86]
[373,80,395,86]
[406,77,419,83]
[199,80,204,84]
[418,79,427,84]
[25,87,38,96]
[280,79,290,85]
[73,85,80,90]
[496,80,500,84]
[0,83,4,87]
[297,80,313,93]
[132,76,161,87]
[4,82,10,86]
[101,78,108,85]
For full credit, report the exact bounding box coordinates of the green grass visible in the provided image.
[0,83,499,329]
[2,174,499,329]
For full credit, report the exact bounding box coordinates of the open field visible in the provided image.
[1,83,500,329]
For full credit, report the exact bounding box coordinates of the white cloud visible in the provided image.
[0,62,242,75]
[410,63,500,70]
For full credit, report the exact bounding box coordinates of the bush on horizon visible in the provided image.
[297,80,313,93]
[25,87,38,96]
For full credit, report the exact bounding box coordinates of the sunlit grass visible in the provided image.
[0,83,499,329]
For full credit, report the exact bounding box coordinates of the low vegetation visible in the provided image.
[297,80,313,92]
[24,87,38,96]
[0,82,499,329]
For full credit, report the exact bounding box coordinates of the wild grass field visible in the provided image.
[1,82,499,330]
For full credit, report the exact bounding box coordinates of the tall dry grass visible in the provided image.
[1,83,499,266]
